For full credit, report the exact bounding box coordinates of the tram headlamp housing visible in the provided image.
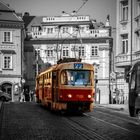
[67,94,72,98]
[88,94,92,99]
[59,94,63,98]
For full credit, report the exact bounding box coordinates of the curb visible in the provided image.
[95,104,129,115]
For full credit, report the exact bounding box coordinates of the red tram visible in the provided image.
[35,61,94,112]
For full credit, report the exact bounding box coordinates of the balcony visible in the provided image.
[0,44,16,51]
[133,51,140,61]
[26,28,110,40]
[115,54,131,67]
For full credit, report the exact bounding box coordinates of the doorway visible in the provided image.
[1,83,12,97]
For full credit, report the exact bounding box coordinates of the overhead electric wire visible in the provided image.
[75,0,88,14]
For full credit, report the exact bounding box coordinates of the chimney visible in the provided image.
[105,14,110,27]
[24,12,30,17]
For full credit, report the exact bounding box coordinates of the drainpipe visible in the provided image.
[130,0,133,66]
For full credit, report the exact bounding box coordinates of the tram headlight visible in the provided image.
[59,94,63,98]
[68,94,72,98]
[138,93,140,97]
[88,94,92,99]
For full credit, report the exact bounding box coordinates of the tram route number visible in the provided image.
[76,94,84,98]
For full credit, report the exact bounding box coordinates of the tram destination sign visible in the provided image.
[74,63,83,69]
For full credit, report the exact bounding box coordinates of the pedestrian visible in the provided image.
[20,89,25,102]
[25,89,29,101]
[29,90,34,101]
[115,88,120,104]
[119,89,124,104]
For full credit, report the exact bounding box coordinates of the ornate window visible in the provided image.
[120,0,128,21]
[45,47,54,57]
[78,46,85,57]
[47,28,53,34]
[62,27,69,33]
[121,34,128,54]
[62,46,69,57]
[91,46,98,56]
[3,55,12,69]
[3,31,12,43]
[137,0,140,16]
[35,49,40,58]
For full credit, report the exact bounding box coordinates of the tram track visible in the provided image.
[93,108,139,125]
[63,116,111,140]
[83,113,140,137]
[63,111,140,140]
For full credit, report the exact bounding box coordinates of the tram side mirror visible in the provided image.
[95,79,98,83]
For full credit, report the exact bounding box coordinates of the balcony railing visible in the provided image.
[133,51,140,61]
[0,44,16,50]
[115,54,131,67]
[27,28,110,39]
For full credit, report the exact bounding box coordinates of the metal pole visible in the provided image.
[130,0,133,66]
[12,83,14,102]
[36,49,39,76]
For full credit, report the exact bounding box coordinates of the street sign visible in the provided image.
[110,72,116,79]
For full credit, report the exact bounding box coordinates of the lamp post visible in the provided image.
[93,62,100,104]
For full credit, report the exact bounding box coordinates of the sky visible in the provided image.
[2,0,116,28]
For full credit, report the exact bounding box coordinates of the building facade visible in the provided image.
[115,0,140,102]
[23,12,113,104]
[0,1,24,101]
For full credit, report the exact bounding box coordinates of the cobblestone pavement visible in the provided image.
[0,102,85,140]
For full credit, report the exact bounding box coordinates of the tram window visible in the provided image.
[52,72,57,79]
[60,70,91,86]
[130,72,136,90]
[75,71,90,85]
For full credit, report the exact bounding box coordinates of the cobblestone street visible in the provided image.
[0,102,85,140]
[0,102,140,140]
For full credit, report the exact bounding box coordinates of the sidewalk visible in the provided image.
[95,103,129,115]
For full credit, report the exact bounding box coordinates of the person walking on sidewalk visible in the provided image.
[20,89,25,102]
[115,88,120,104]
[29,90,34,102]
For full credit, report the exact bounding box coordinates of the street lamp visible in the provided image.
[93,62,100,104]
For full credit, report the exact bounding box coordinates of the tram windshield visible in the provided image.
[61,70,92,86]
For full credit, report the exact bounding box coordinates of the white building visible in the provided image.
[0,1,24,101]
[116,0,140,102]
[23,12,113,104]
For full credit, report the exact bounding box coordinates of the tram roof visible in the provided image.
[56,62,94,70]
[37,62,94,77]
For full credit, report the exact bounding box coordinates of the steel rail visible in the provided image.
[63,116,111,140]
[84,113,140,136]
[93,108,139,125]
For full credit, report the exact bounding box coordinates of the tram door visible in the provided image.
[129,70,136,117]
[52,71,58,102]
[42,75,44,99]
